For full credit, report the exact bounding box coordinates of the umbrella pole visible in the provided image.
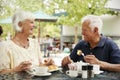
[38,22,40,43]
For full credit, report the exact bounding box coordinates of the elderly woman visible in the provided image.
[0,11,54,74]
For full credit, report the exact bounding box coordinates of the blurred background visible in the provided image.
[0,0,120,52]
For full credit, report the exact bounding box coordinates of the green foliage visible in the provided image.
[35,22,60,38]
[44,24,60,38]
[15,0,43,12]
[0,24,13,39]
[0,0,118,38]
[48,0,112,26]
[0,0,44,19]
[0,0,60,38]
[0,0,15,18]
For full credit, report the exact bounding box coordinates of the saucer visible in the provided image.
[94,70,104,74]
[49,67,62,72]
[34,72,52,76]
[67,74,78,78]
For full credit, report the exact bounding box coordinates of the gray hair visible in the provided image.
[12,10,35,32]
[81,15,103,34]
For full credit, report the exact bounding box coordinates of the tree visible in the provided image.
[46,0,111,25]
[0,0,117,39]
[0,0,44,19]
[44,0,114,43]
[0,0,59,38]
[0,0,15,18]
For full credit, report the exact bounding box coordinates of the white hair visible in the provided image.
[81,15,103,34]
[12,10,35,32]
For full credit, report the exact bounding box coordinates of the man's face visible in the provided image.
[81,20,94,42]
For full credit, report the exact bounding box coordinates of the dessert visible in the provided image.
[39,64,58,71]
[48,64,58,71]
[77,50,82,56]
[77,50,85,56]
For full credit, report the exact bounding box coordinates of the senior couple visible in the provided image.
[0,10,120,74]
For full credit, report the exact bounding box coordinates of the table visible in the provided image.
[0,69,120,80]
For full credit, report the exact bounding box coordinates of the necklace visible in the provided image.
[13,38,29,48]
[19,41,29,48]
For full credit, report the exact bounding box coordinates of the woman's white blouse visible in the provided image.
[0,39,42,69]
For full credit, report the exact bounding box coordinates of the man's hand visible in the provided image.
[84,55,99,64]
[61,56,73,67]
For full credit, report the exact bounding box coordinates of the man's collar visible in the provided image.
[84,35,106,48]
[97,35,106,47]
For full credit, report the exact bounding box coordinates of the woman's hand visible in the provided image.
[13,61,32,72]
[44,58,55,66]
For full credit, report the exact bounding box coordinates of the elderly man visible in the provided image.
[62,15,120,72]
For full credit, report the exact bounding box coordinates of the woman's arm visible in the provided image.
[0,68,15,74]
[0,61,32,74]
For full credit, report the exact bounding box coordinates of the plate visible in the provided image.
[95,70,104,74]
[34,72,52,76]
[49,68,62,72]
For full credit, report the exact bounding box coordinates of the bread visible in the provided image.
[48,64,58,71]
[39,64,58,71]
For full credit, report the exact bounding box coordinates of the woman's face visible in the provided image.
[20,19,35,35]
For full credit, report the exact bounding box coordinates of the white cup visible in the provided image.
[92,64,100,74]
[68,63,77,70]
[27,66,48,74]
[35,66,48,74]
[76,61,83,73]
[26,65,36,74]
[66,70,78,77]
[76,61,89,74]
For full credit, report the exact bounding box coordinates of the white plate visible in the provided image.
[95,70,104,74]
[34,72,52,76]
[49,68,62,72]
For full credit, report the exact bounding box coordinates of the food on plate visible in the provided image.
[77,50,82,56]
[48,64,58,71]
[39,64,58,71]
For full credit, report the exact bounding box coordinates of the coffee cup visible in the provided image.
[26,66,36,74]
[92,64,100,74]
[66,70,78,77]
[76,61,83,73]
[68,63,77,70]
[35,66,48,74]
[26,66,48,74]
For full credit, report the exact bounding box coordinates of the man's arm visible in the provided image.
[84,55,120,72]
[61,56,73,67]
[98,61,120,72]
